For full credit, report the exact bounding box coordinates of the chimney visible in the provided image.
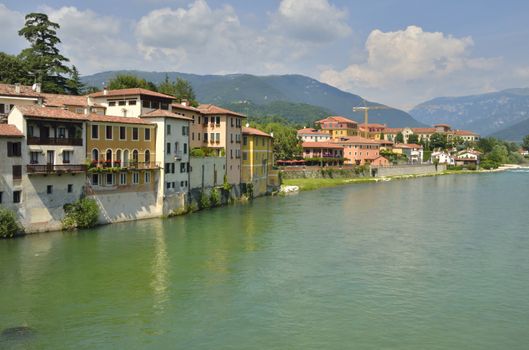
[103,87,108,96]
[245,122,249,128]
[15,83,20,94]
[270,132,274,138]
[180,99,188,107]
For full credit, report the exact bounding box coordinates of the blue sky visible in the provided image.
[2,0,529,109]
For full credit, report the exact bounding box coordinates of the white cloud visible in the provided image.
[46,6,140,75]
[269,0,351,43]
[0,4,26,53]
[319,25,504,107]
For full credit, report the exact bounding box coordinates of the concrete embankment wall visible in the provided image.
[87,190,163,225]
[281,166,368,180]
[373,164,446,177]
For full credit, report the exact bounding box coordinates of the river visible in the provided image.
[1,171,529,349]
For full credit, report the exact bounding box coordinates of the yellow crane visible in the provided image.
[352,100,390,138]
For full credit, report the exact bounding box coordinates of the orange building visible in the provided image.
[333,136,381,165]
[315,116,358,139]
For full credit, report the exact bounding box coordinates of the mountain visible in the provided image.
[81,70,424,128]
[489,118,529,142]
[409,88,529,136]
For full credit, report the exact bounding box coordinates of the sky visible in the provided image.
[2,0,529,110]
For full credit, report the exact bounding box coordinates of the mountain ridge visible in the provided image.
[81,70,424,128]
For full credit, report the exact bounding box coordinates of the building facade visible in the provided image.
[242,127,274,197]
[316,116,359,139]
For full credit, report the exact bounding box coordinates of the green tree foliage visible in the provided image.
[62,198,99,230]
[0,208,22,238]
[251,122,302,160]
[430,133,447,149]
[65,65,85,95]
[523,135,529,151]
[158,76,198,106]
[107,74,158,91]
[0,52,28,84]
[18,13,71,93]
[395,132,404,143]
[407,134,419,144]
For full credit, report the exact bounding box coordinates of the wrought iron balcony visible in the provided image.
[27,164,87,174]
[27,136,83,146]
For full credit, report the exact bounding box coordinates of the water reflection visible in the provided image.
[150,220,169,314]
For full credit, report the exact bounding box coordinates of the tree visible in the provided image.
[65,65,84,95]
[158,76,198,106]
[18,13,71,93]
[0,53,28,84]
[487,144,508,164]
[407,134,419,144]
[395,132,404,143]
[108,74,158,91]
[430,133,447,149]
[252,122,302,160]
[523,135,529,151]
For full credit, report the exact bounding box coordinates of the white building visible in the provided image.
[297,128,331,142]
[0,124,25,214]
[7,105,88,232]
[431,150,455,165]
[0,83,42,122]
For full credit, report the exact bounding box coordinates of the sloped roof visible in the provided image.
[171,103,200,113]
[0,124,24,137]
[0,83,41,98]
[42,93,104,108]
[334,136,380,145]
[89,88,176,100]
[452,130,479,136]
[243,127,272,138]
[411,127,437,133]
[197,104,246,117]
[87,114,154,125]
[297,128,329,135]
[16,105,88,121]
[140,109,193,120]
[316,116,358,124]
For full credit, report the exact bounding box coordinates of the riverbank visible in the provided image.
[282,164,527,191]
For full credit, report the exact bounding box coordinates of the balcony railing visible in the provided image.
[89,161,161,170]
[27,164,87,174]
[175,150,183,160]
[27,136,83,146]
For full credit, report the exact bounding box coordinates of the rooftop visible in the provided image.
[334,136,380,145]
[171,102,201,113]
[302,142,344,149]
[297,128,329,135]
[197,104,246,117]
[0,124,24,138]
[87,114,154,125]
[243,126,272,138]
[0,83,41,98]
[42,93,104,108]
[316,116,358,124]
[16,105,88,121]
[89,88,176,100]
[141,109,193,120]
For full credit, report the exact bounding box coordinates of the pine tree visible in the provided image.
[18,13,71,93]
[65,65,85,95]
[158,77,198,106]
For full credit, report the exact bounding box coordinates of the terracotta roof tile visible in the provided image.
[316,116,358,124]
[297,128,329,135]
[302,142,344,149]
[141,109,193,120]
[42,93,104,108]
[0,124,24,137]
[16,105,89,121]
[0,83,41,98]
[411,127,437,133]
[197,104,246,117]
[243,127,272,138]
[171,103,200,113]
[89,88,176,100]
[334,136,380,145]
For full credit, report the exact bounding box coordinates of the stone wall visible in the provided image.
[280,166,369,180]
[373,164,446,177]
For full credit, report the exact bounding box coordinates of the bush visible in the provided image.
[466,164,477,171]
[199,191,211,209]
[245,183,254,199]
[447,165,463,171]
[0,208,22,238]
[210,188,222,207]
[62,198,99,230]
[190,148,205,157]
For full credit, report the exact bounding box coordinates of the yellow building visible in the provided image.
[315,116,359,139]
[242,126,275,197]
[85,114,159,193]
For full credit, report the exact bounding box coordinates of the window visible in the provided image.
[243,136,247,146]
[204,133,208,142]
[91,125,99,139]
[63,151,71,164]
[166,182,171,189]
[243,152,248,161]
[204,117,208,125]
[106,173,114,185]
[129,100,137,106]
[92,149,99,162]
[106,125,113,139]
[198,133,201,141]
[143,100,150,108]
[165,163,170,172]
[7,142,21,157]
[231,118,234,127]
[144,172,151,184]
[132,172,139,184]
[166,142,171,154]
[180,163,186,173]
[118,100,126,106]
[91,173,99,186]
[67,184,73,193]
[27,125,34,137]
[161,103,169,110]
[47,185,53,194]
[167,125,171,135]
[120,126,126,140]
[216,116,221,125]
[230,149,233,159]
[182,126,187,136]
[132,150,139,163]
[216,133,220,141]
[13,190,21,203]
[183,143,187,154]
[12,165,22,180]
[210,133,214,142]
[109,101,116,107]
[120,173,127,185]
[132,128,139,140]
[192,133,195,141]
[231,134,233,143]
[144,128,151,140]
[58,127,66,138]
[145,150,151,163]
[171,163,175,174]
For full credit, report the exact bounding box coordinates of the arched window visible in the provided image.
[144,149,150,163]
[106,149,112,165]
[116,149,122,166]
[92,149,99,162]
[132,150,139,164]
[123,150,129,167]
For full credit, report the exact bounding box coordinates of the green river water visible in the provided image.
[1,171,529,349]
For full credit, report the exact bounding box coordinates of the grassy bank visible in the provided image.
[282,177,377,191]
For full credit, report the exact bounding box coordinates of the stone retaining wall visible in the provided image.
[373,164,446,177]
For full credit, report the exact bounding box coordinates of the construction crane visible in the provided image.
[352,100,390,138]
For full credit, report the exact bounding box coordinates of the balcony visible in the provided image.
[27,164,87,174]
[89,161,161,171]
[175,150,183,160]
[27,136,83,146]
